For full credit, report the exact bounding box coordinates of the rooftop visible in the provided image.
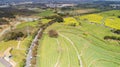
[0,58,12,67]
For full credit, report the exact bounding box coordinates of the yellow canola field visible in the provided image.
[64,17,79,26]
[80,14,103,23]
[105,17,120,30]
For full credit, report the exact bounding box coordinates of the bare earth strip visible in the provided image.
[64,39,71,67]
[54,39,61,67]
[17,41,21,49]
[59,33,83,67]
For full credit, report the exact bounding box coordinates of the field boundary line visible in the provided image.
[59,33,83,67]
[88,59,101,67]
[64,39,71,67]
[54,39,62,67]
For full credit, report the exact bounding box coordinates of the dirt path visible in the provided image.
[88,59,100,67]
[64,39,71,67]
[54,38,71,67]
[54,39,61,67]
[59,33,83,67]
[17,41,21,49]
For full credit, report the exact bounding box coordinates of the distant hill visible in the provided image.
[0,0,120,4]
[0,0,93,4]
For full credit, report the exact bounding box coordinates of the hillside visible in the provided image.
[0,3,120,67]
[37,10,120,67]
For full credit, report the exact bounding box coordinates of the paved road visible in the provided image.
[25,28,43,67]
[25,20,55,67]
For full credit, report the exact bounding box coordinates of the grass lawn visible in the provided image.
[38,9,55,17]
[16,21,40,29]
[100,10,120,17]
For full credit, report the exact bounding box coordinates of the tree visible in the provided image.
[54,16,64,23]
[104,35,120,41]
[0,19,9,25]
[45,15,64,23]
[111,29,120,34]
[4,32,24,41]
[48,30,58,38]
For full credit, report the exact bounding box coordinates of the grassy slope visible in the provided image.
[37,35,58,67]
[37,20,120,67]
[37,34,79,67]
[41,19,51,24]
[16,21,40,29]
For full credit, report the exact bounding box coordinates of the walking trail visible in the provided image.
[59,33,83,67]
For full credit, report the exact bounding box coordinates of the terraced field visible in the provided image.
[79,10,120,30]
[80,14,103,23]
[37,17,120,67]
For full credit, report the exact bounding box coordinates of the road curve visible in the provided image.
[25,28,43,67]
[25,20,56,67]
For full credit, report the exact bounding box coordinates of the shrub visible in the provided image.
[31,58,36,65]
[0,27,2,29]
[118,16,120,18]
[114,30,120,34]
[44,15,56,19]
[19,59,26,67]
[45,15,64,23]
[48,30,58,38]
[54,16,64,23]
[4,32,24,41]
[104,36,120,41]
[32,45,38,57]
